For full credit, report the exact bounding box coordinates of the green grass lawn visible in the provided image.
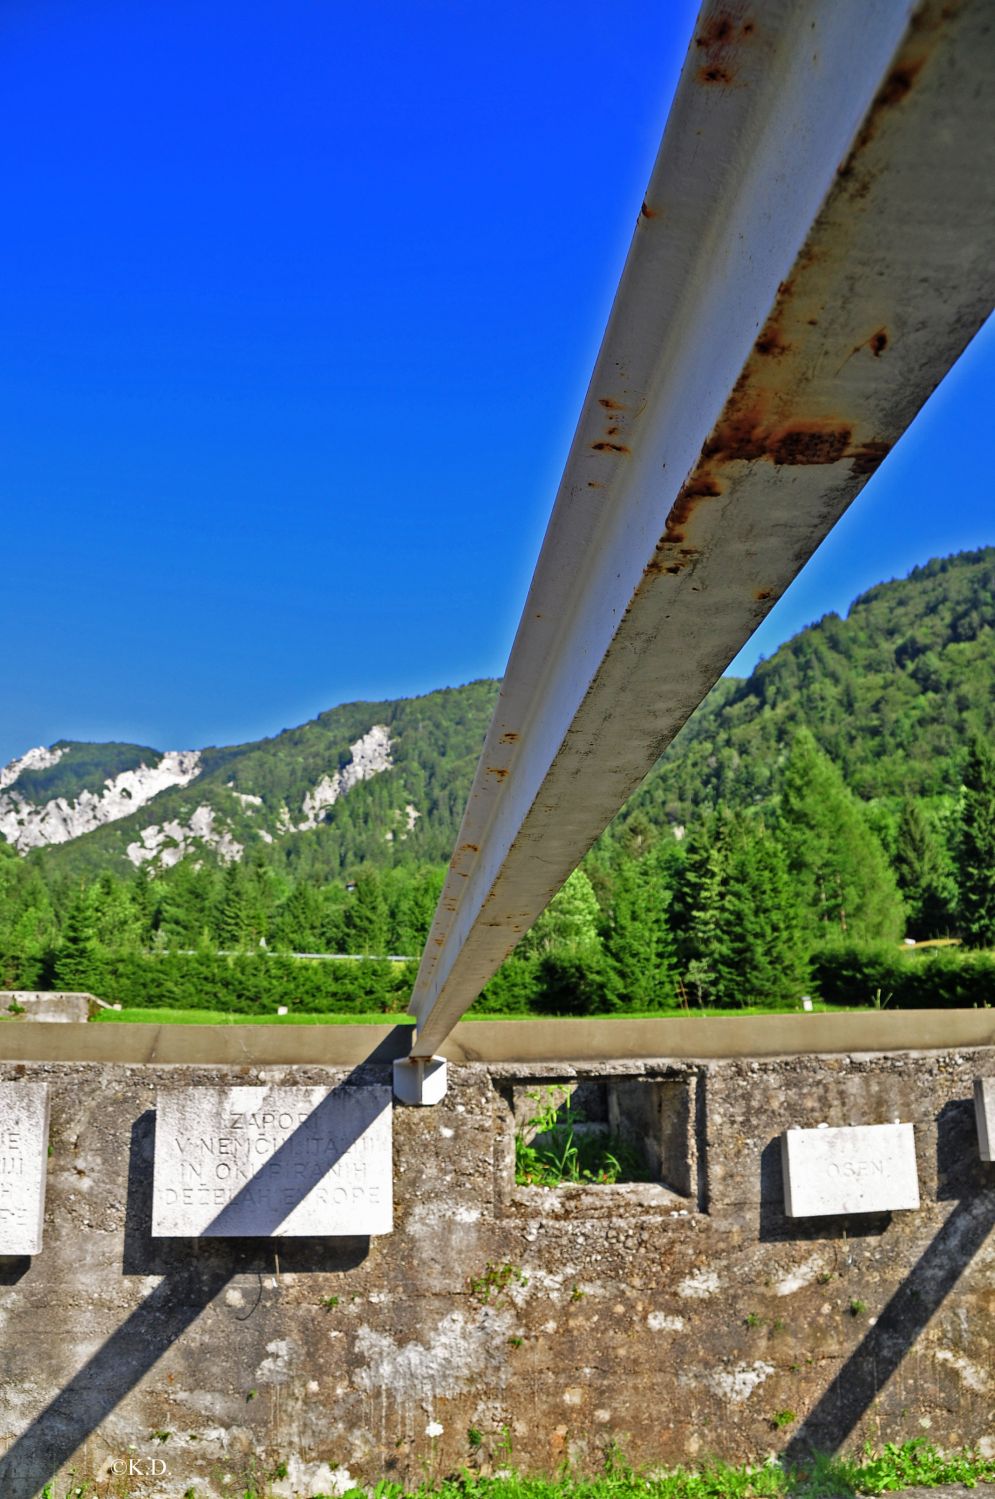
[40,1438,995,1499]
[91,1007,416,1025]
[90,1000,853,1025]
[368,1441,995,1499]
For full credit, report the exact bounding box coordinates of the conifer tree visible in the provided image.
[341,868,389,955]
[0,861,58,988]
[387,865,445,955]
[272,882,327,953]
[158,863,219,950]
[778,730,904,945]
[602,853,677,1011]
[524,868,602,958]
[524,868,612,1014]
[957,737,995,948]
[90,872,145,952]
[6,873,58,955]
[128,870,157,949]
[673,814,727,1003]
[894,800,955,938]
[715,819,809,1005]
[54,888,101,991]
[216,865,252,951]
[476,950,537,1014]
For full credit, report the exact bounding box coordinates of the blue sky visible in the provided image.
[1,0,992,766]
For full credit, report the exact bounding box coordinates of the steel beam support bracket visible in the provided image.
[392,1055,448,1106]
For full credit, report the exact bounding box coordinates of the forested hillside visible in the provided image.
[3,681,499,880]
[610,547,995,835]
[1,548,993,1016]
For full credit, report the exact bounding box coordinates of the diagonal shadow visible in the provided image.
[186,1078,390,1238]
[782,1099,995,1462]
[0,1047,403,1499]
[0,1257,29,1286]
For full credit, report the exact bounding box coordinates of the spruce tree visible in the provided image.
[524,868,602,958]
[475,950,537,1014]
[957,737,995,948]
[216,865,252,951]
[90,872,145,952]
[0,866,58,989]
[387,865,445,955]
[674,814,727,1003]
[158,863,218,950]
[272,882,326,953]
[778,730,904,945]
[525,867,612,1013]
[601,853,677,1011]
[715,819,809,1006]
[341,868,389,955]
[54,889,101,991]
[894,800,956,939]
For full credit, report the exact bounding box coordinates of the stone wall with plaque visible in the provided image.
[781,1121,920,1217]
[152,1085,392,1236]
[0,1043,994,1494]
[0,1082,49,1254]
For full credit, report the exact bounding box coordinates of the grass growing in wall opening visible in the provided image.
[514,1089,650,1187]
[35,1439,995,1498]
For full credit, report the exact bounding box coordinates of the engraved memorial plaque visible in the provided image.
[0,1082,50,1254]
[153,1085,392,1237]
[975,1078,995,1162]
[781,1121,919,1217]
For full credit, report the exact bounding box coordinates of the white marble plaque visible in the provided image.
[781,1121,919,1217]
[153,1085,392,1237]
[975,1079,995,1162]
[0,1082,50,1254]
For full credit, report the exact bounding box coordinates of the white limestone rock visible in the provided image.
[127,804,243,868]
[228,786,263,809]
[299,725,392,830]
[0,744,66,791]
[385,802,420,842]
[0,748,201,853]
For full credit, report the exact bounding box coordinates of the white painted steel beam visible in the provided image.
[408,0,995,1060]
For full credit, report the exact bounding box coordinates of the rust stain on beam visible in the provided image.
[407,0,995,1060]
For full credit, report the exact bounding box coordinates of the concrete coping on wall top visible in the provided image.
[0,1010,991,1066]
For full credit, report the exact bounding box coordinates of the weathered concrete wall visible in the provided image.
[0,991,96,1023]
[1,1040,994,1498]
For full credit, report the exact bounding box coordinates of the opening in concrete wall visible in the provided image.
[500,1074,697,1211]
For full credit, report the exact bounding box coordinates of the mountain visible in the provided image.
[2,547,993,880]
[608,547,995,840]
[1,681,499,879]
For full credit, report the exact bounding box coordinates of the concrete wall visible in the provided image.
[0,1022,994,1498]
[0,991,96,1023]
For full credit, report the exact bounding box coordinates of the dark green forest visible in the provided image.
[2,549,995,1018]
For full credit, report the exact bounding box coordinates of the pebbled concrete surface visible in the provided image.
[0,1047,992,1497]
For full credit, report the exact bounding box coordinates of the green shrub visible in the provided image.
[81,951,416,1016]
[531,949,617,1016]
[812,942,995,1009]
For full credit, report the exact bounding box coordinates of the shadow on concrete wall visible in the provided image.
[3,1071,994,1494]
[0,1256,29,1286]
[781,1099,995,1461]
[0,1047,400,1499]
